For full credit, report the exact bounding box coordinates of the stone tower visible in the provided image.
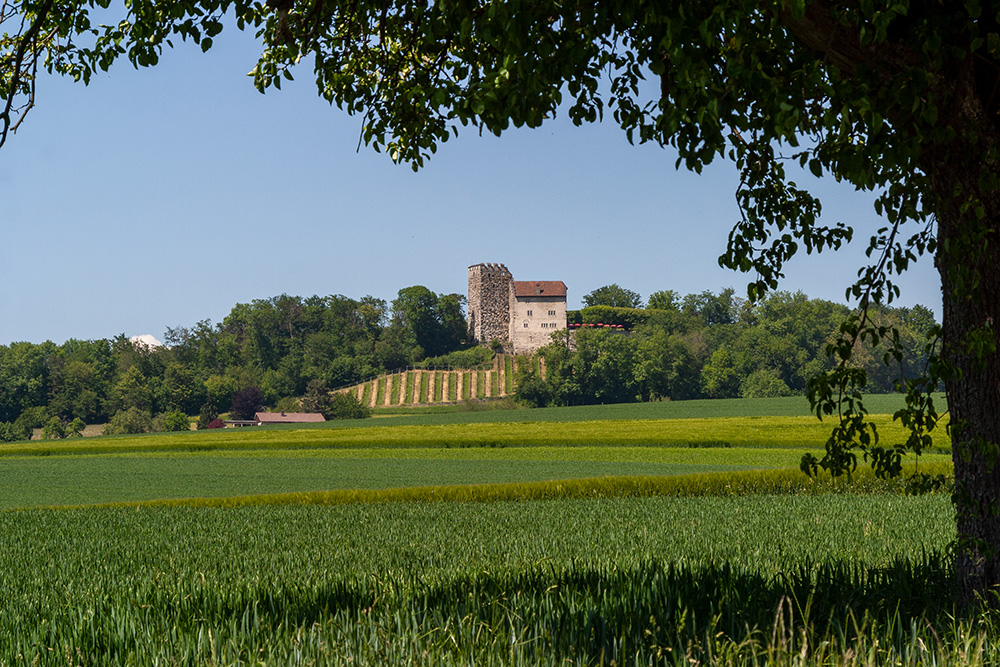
[467,263,513,345]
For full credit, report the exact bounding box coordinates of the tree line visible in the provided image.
[516,286,938,407]
[0,283,936,439]
[0,286,469,440]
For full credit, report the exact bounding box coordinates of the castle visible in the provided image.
[467,263,568,353]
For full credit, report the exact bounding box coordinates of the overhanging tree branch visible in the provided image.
[1,0,55,149]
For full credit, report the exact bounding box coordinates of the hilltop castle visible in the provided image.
[467,263,568,353]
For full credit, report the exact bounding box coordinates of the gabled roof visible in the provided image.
[512,281,567,298]
[255,412,326,424]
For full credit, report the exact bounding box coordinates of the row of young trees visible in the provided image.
[0,287,467,440]
[517,288,937,407]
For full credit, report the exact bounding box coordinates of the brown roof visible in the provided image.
[512,281,567,298]
[255,412,326,424]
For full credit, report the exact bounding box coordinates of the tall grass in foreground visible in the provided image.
[0,494,985,665]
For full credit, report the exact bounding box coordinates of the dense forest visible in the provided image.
[0,284,937,439]
[518,287,937,407]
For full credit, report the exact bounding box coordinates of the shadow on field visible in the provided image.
[28,554,962,663]
[198,553,958,663]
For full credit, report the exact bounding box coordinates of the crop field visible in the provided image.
[0,408,951,508]
[0,396,981,665]
[0,412,952,461]
[364,392,945,424]
[0,449,764,509]
[0,495,971,665]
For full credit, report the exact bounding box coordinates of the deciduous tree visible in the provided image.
[41,415,65,439]
[66,417,86,437]
[159,409,191,432]
[325,392,371,420]
[583,284,642,309]
[103,407,152,435]
[112,366,151,413]
[229,386,265,420]
[646,290,680,312]
[7,0,1000,601]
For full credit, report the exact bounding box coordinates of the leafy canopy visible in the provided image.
[583,284,643,309]
[10,0,1000,600]
[4,1,996,478]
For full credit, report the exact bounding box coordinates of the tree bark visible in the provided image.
[782,0,1000,607]
[926,64,1000,607]
[784,2,1000,604]
[937,206,1000,606]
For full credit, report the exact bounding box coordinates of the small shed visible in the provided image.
[223,419,259,428]
[254,411,326,425]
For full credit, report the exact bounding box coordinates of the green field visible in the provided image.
[0,412,951,459]
[0,495,967,665]
[0,396,979,665]
[365,392,945,423]
[0,450,764,509]
[0,403,951,508]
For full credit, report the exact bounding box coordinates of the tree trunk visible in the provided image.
[940,228,1000,606]
[929,71,1000,606]
[784,1,1000,605]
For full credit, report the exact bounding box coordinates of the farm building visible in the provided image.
[225,412,326,427]
[255,412,326,425]
[467,263,567,354]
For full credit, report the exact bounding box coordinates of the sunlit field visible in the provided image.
[0,396,977,665]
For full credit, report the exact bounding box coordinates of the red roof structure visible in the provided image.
[254,412,326,424]
[512,281,568,298]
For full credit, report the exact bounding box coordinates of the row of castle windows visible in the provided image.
[524,322,561,329]
[525,310,558,317]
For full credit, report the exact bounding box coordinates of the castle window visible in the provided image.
[523,321,529,328]
[527,310,533,316]
[548,310,556,316]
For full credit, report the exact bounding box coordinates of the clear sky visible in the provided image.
[1,26,941,346]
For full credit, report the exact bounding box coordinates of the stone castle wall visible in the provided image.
[509,295,568,354]
[467,263,512,345]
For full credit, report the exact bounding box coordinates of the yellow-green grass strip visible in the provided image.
[75,461,954,511]
[197,444,807,466]
[0,445,826,466]
[0,415,953,458]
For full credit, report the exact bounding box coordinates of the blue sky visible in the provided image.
[1,26,941,346]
